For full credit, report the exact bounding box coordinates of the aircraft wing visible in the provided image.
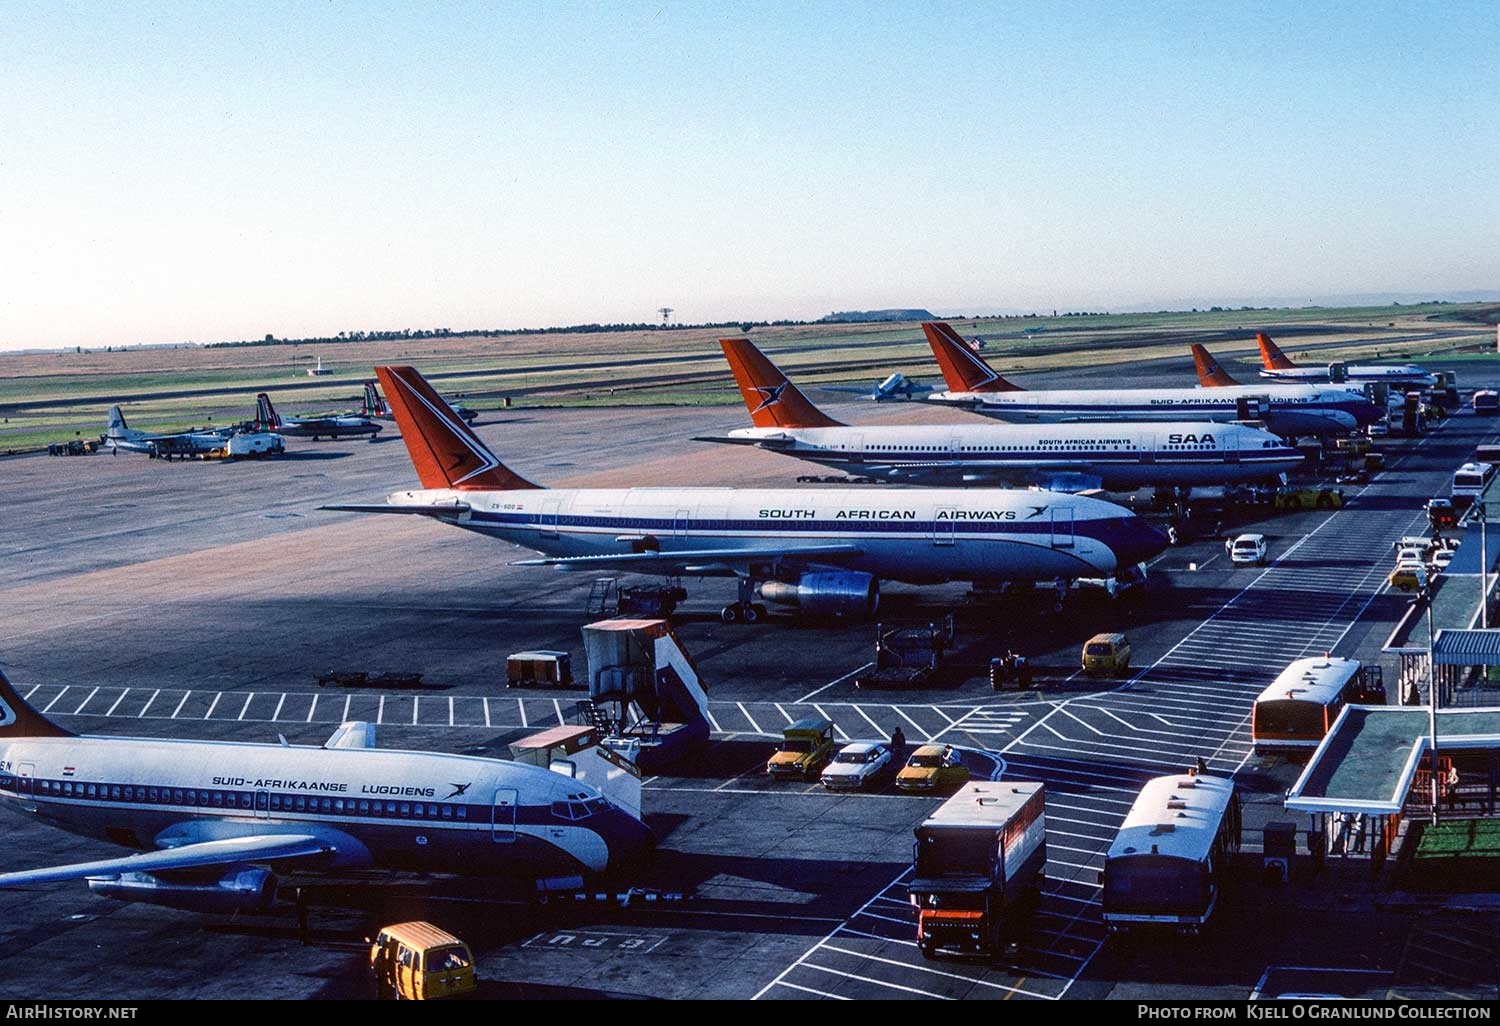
[0,834,335,887]
[321,502,472,518]
[690,435,796,449]
[512,542,864,573]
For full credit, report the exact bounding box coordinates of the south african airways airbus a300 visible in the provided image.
[693,336,1302,491]
[320,365,1167,624]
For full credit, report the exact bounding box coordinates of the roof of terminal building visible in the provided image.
[1432,628,1500,664]
[1286,706,1500,814]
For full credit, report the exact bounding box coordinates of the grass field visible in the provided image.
[2,302,1496,454]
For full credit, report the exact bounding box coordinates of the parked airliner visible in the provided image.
[102,406,282,459]
[695,338,1300,490]
[321,365,1167,624]
[254,393,383,440]
[1253,333,1437,388]
[0,670,650,913]
[920,322,1384,436]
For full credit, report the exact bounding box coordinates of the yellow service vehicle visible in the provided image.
[370,921,478,1000]
[767,716,836,781]
[1081,632,1133,677]
[896,744,970,792]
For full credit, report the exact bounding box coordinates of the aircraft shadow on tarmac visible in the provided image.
[270,451,353,461]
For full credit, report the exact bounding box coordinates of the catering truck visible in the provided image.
[908,781,1046,959]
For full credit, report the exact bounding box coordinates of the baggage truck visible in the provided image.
[908,781,1046,959]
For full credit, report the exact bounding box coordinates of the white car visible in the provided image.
[821,742,892,790]
[1225,533,1268,566]
[1430,548,1456,573]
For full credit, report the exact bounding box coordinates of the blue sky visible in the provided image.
[3,2,1497,350]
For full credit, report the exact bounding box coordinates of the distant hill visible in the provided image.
[818,309,935,324]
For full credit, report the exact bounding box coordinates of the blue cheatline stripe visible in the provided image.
[467,510,1101,536]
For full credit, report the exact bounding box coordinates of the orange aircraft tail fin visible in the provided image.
[921,322,1023,392]
[718,338,842,429]
[1257,333,1298,371]
[1191,344,1241,387]
[375,366,541,490]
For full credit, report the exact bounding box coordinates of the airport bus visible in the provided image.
[1101,771,1240,935]
[1251,656,1384,755]
[1451,461,1496,506]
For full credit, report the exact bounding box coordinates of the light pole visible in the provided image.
[1480,499,1488,630]
[1425,584,1439,825]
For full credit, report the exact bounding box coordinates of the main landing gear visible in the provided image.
[720,579,768,624]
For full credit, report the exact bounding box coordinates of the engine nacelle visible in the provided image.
[760,572,879,621]
[88,867,278,913]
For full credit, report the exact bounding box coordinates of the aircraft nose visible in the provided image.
[1108,514,1169,569]
[602,809,655,873]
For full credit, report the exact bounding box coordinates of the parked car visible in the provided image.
[1430,548,1456,574]
[821,741,892,790]
[1388,561,1428,593]
[1226,534,1269,567]
[896,744,969,792]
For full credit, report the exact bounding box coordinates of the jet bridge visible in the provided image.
[579,618,711,772]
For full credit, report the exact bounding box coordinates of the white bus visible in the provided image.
[1251,656,1384,755]
[1101,772,1240,934]
[1452,461,1495,506]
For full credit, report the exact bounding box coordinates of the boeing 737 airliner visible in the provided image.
[695,337,1301,490]
[0,672,650,912]
[322,365,1167,624]
[921,322,1383,436]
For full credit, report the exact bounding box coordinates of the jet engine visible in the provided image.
[87,867,278,913]
[760,572,879,621]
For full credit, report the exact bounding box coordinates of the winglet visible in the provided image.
[0,668,76,739]
[1257,333,1298,371]
[921,322,1022,392]
[376,365,541,490]
[718,339,842,428]
[1191,344,1240,387]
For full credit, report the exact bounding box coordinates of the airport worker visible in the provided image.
[1445,764,1460,809]
[890,726,906,766]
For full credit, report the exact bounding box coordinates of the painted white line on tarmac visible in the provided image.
[238,693,254,721]
[796,662,873,704]
[105,689,130,717]
[737,702,763,735]
[306,694,318,723]
[202,692,222,720]
[40,687,71,714]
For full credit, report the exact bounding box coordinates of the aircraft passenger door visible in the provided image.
[1139,432,1155,464]
[932,508,956,546]
[1051,507,1075,549]
[673,508,692,539]
[1221,431,1239,464]
[17,763,35,811]
[540,500,561,539]
[491,787,517,843]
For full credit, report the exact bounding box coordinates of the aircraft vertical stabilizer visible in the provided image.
[921,322,1023,393]
[375,366,541,491]
[719,338,843,429]
[0,669,75,738]
[1191,344,1241,387]
[1257,333,1299,371]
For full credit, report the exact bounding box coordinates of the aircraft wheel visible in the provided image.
[720,604,741,624]
[741,603,760,624]
[750,603,768,623]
